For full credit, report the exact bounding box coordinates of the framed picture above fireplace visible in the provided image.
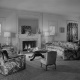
[21,25,32,35]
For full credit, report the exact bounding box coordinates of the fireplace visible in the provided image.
[22,41,36,51]
[18,34,41,51]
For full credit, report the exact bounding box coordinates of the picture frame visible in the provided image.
[21,25,32,35]
[60,27,65,33]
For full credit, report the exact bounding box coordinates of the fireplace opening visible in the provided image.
[22,41,36,52]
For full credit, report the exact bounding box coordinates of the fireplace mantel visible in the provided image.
[18,34,41,51]
[19,34,40,39]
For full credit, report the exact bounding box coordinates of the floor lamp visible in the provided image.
[4,32,11,45]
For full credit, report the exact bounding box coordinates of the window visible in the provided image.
[43,26,55,36]
[44,31,49,36]
[49,26,55,35]
[0,24,1,35]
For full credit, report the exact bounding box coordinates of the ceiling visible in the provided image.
[0,0,80,16]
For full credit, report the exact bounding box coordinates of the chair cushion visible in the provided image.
[40,59,47,65]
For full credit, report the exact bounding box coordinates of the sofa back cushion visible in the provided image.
[52,41,78,50]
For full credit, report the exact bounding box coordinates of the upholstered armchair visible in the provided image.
[40,51,57,71]
[0,55,26,75]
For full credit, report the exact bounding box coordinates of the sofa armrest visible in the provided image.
[0,55,26,75]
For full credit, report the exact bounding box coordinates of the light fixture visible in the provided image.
[4,32,11,45]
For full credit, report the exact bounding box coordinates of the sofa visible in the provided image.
[0,54,26,75]
[46,41,78,60]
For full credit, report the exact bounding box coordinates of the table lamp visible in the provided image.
[4,32,11,45]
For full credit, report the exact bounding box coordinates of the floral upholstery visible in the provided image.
[46,45,64,58]
[52,41,78,50]
[2,46,18,58]
[46,41,78,60]
[0,55,26,75]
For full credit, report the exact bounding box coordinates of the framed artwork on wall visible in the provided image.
[59,27,65,33]
[21,25,32,35]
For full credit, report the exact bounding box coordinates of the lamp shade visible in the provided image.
[4,32,11,37]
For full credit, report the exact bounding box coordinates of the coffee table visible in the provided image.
[29,49,48,60]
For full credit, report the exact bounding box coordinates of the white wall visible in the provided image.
[0,9,17,45]
[0,18,6,44]
[18,18,38,34]
[42,13,80,42]
[0,8,80,46]
[65,15,80,40]
[42,13,67,42]
[0,9,43,46]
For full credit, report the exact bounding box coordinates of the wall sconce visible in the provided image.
[4,32,11,45]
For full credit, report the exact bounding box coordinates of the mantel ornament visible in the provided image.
[21,25,32,35]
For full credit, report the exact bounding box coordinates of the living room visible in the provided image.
[0,0,80,80]
[0,9,80,47]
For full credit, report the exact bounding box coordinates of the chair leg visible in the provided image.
[46,65,47,71]
[55,64,56,69]
[41,63,42,67]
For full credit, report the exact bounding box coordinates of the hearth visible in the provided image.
[22,41,36,52]
[18,34,41,51]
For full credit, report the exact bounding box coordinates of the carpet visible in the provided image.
[26,54,80,80]
[0,53,80,80]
